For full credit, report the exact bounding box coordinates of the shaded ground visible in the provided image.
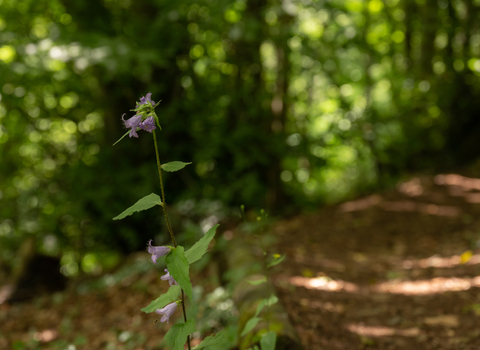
[272,173,480,349]
[3,172,480,349]
[0,257,172,349]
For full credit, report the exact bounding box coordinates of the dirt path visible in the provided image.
[272,174,480,349]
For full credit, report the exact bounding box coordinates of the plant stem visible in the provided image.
[152,130,191,350]
[153,130,176,247]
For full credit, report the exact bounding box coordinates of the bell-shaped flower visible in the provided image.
[137,92,155,106]
[122,114,143,138]
[161,269,178,286]
[155,302,178,324]
[147,240,171,264]
[139,116,156,133]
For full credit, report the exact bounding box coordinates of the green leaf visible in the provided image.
[112,130,131,146]
[113,193,162,220]
[164,323,182,349]
[161,161,192,172]
[260,331,276,350]
[267,254,286,268]
[165,320,196,350]
[185,224,219,264]
[166,246,192,301]
[192,329,228,350]
[254,295,278,317]
[247,276,267,286]
[240,317,262,337]
[141,285,181,313]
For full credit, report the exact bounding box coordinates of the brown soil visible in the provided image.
[272,173,480,349]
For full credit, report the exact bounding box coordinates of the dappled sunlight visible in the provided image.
[299,298,345,313]
[347,323,420,337]
[287,274,480,295]
[435,174,480,191]
[339,196,460,216]
[435,174,480,203]
[402,253,480,269]
[33,329,58,343]
[340,194,382,212]
[373,276,480,295]
[288,276,360,292]
[397,178,424,197]
[381,201,460,217]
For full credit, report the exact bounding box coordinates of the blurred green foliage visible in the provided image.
[1,0,480,274]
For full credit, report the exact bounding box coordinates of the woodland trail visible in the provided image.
[3,173,480,349]
[272,173,480,349]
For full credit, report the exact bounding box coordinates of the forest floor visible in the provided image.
[2,172,480,350]
[272,172,480,349]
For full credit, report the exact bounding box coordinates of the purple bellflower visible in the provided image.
[147,240,171,264]
[161,269,178,286]
[122,114,156,138]
[139,116,156,133]
[122,114,143,138]
[137,92,155,106]
[155,302,178,324]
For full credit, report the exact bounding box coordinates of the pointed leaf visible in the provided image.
[254,295,278,317]
[161,161,192,172]
[267,254,286,268]
[247,276,267,286]
[113,193,162,220]
[141,285,181,313]
[165,320,196,350]
[112,130,131,146]
[192,330,228,350]
[166,246,192,301]
[185,224,219,264]
[240,317,262,337]
[175,319,196,350]
[164,323,182,349]
[260,331,276,350]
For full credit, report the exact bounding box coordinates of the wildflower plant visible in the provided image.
[112,94,226,350]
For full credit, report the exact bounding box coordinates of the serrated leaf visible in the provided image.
[185,224,219,264]
[267,254,286,268]
[161,161,192,172]
[192,329,228,350]
[166,246,192,301]
[113,193,162,220]
[247,276,267,286]
[164,323,182,349]
[175,319,196,350]
[112,130,131,146]
[260,331,276,350]
[240,317,262,337]
[254,295,278,317]
[141,285,181,313]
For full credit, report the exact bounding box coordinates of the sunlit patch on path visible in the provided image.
[401,252,480,269]
[346,324,421,337]
[33,329,58,343]
[287,276,360,292]
[372,276,480,295]
[285,275,480,295]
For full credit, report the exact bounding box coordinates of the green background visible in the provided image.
[1,0,479,275]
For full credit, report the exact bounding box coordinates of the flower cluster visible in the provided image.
[122,93,158,138]
[147,240,180,323]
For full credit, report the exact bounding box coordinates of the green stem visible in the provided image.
[153,130,176,247]
[152,130,191,350]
